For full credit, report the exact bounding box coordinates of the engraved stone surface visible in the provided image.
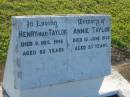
[5,15,111,89]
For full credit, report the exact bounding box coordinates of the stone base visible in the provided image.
[3,69,130,97]
[99,69,130,97]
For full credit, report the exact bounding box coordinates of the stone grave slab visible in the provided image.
[3,14,111,97]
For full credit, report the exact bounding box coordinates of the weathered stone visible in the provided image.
[3,14,111,97]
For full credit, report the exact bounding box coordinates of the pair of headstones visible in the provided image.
[3,14,111,97]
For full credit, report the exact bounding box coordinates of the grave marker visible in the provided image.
[3,14,111,97]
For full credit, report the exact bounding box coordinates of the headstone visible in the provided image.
[3,14,111,97]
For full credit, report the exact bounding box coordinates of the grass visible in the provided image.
[0,0,130,65]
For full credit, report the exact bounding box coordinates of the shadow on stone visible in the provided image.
[107,94,119,97]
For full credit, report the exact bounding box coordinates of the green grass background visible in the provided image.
[0,0,130,65]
